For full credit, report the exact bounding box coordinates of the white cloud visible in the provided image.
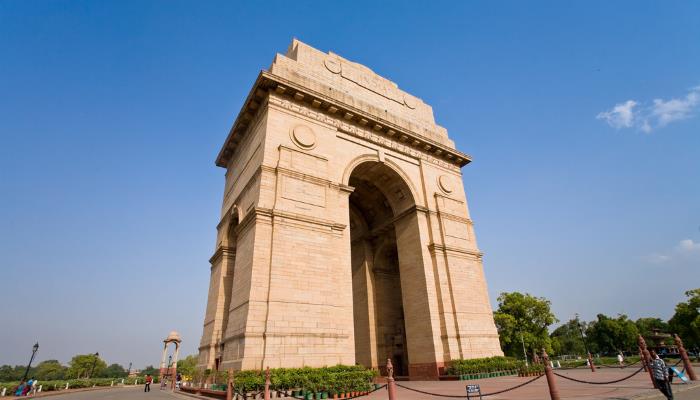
[677,238,700,253]
[596,100,637,128]
[646,238,700,264]
[597,86,700,132]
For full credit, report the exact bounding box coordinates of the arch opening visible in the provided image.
[348,161,415,376]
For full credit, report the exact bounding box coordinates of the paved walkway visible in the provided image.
[28,369,699,399]
[362,368,698,400]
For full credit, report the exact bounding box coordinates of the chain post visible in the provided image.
[674,334,697,381]
[226,369,233,400]
[541,349,561,400]
[386,358,398,400]
[638,335,656,388]
[264,366,271,400]
[587,352,596,372]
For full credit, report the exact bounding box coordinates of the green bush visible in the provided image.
[518,363,544,375]
[446,356,524,375]
[205,365,375,395]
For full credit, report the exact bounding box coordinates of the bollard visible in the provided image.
[264,366,271,400]
[541,349,560,400]
[111,381,114,387]
[38,385,42,393]
[226,369,233,400]
[2,387,6,396]
[386,358,398,400]
[587,352,596,372]
[66,382,70,390]
[638,335,657,388]
[639,348,647,371]
[675,334,697,381]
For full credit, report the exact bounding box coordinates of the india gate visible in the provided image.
[198,40,503,379]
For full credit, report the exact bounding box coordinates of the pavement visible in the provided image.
[23,369,700,400]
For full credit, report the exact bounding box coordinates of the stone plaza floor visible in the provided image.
[26,367,699,400]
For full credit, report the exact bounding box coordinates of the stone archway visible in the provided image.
[348,161,418,376]
[198,39,505,379]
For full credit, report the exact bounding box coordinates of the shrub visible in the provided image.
[446,356,523,375]
[202,365,376,394]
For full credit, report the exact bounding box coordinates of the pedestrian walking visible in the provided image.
[144,374,153,392]
[650,350,673,400]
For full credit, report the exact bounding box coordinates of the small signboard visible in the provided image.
[466,384,482,399]
[670,367,689,383]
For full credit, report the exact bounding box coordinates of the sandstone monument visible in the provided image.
[198,39,503,379]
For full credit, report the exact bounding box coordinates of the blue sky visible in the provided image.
[1,1,698,368]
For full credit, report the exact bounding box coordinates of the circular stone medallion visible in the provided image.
[438,175,454,194]
[291,125,316,150]
[403,95,417,109]
[324,58,342,74]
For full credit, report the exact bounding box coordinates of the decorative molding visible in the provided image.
[269,95,461,172]
[428,243,482,259]
[215,72,471,169]
[209,246,236,265]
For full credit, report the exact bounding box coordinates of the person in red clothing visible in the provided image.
[144,374,153,392]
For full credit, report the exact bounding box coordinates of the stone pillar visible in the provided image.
[386,359,398,400]
[638,335,656,388]
[159,343,168,379]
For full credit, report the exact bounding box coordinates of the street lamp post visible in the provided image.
[89,352,100,378]
[127,362,132,377]
[21,343,39,382]
[520,332,529,367]
[576,314,595,372]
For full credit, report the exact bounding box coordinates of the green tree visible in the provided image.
[635,317,670,344]
[550,319,587,356]
[586,314,639,354]
[68,354,107,378]
[493,292,558,358]
[140,365,159,377]
[175,355,197,377]
[100,363,127,378]
[0,365,24,382]
[668,288,700,349]
[34,360,67,380]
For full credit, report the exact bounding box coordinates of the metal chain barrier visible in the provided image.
[395,374,544,398]
[552,366,645,385]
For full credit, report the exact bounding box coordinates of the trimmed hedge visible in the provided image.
[0,377,158,394]
[197,365,376,395]
[446,356,524,376]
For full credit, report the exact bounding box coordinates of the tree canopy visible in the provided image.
[668,288,700,349]
[550,319,587,356]
[67,354,107,379]
[585,314,639,354]
[493,292,558,358]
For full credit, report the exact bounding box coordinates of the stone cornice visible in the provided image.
[216,71,472,169]
[209,246,236,265]
[428,243,483,259]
